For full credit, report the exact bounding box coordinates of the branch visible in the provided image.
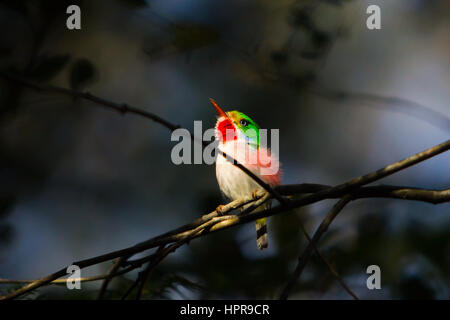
[97,257,126,300]
[1,181,447,301]
[0,262,141,285]
[0,276,107,285]
[295,219,359,299]
[308,88,450,133]
[277,184,450,204]
[4,184,446,297]
[278,186,450,299]
[279,195,353,300]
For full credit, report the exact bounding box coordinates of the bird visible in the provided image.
[210,98,282,250]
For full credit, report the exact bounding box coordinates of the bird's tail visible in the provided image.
[243,200,271,250]
[255,218,268,250]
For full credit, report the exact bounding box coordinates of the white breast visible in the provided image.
[216,140,263,201]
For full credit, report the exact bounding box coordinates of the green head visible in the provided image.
[210,98,260,148]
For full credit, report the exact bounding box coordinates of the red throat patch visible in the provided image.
[217,118,237,143]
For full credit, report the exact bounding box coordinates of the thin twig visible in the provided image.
[0,263,140,285]
[296,221,359,299]
[97,257,127,300]
[277,184,450,204]
[280,195,354,300]
[308,88,450,133]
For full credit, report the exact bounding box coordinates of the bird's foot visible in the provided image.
[216,204,226,216]
[252,189,262,200]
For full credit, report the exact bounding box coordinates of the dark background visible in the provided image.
[0,0,449,299]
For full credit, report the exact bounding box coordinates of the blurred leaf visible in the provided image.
[69,58,96,91]
[30,54,71,82]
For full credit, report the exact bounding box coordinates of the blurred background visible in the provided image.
[0,0,449,299]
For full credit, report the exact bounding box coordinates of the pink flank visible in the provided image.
[246,146,282,187]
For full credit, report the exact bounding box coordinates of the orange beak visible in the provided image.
[209,98,228,119]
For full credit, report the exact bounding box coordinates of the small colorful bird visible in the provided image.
[210,98,282,250]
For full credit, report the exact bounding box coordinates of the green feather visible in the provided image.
[229,111,260,149]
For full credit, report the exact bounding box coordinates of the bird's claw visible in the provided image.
[216,204,226,216]
[252,190,261,200]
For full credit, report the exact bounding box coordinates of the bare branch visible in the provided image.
[280,195,353,300]
[308,88,450,133]
[97,257,127,300]
[277,184,450,204]
[2,182,447,300]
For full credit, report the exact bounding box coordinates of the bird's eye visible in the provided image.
[240,119,249,126]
